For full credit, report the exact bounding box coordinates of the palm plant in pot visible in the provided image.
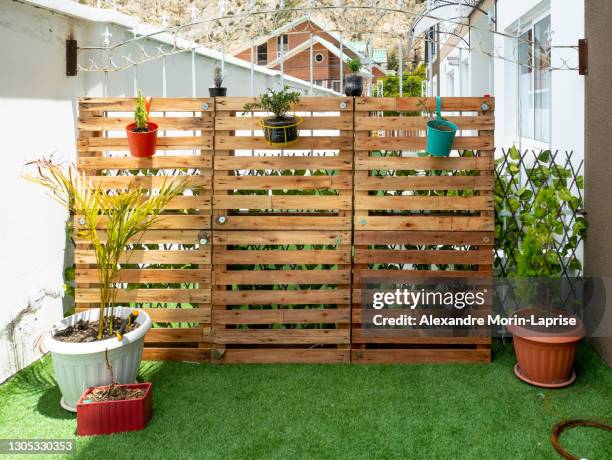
[244,86,302,146]
[507,187,585,388]
[209,65,227,97]
[25,158,186,410]
[126,90,158,158]
[344,57,363,96]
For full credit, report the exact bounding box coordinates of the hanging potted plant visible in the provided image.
[244,86,302,146]
[507,187,586,388]
[209,65,227,97]
[126,90,158,158]
[344,57,364,96]
[420,96,458,157]
[25,158,186,410]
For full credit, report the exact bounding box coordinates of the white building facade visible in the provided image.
[418,0,584,156]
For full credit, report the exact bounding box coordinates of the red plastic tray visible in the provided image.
[76,383,152,436]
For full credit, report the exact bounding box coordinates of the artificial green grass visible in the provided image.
[0,342,610,460]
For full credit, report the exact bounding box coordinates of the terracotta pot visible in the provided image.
[126,122,158,158]
[507,309,584,388]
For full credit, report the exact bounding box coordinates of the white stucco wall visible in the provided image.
[0,0,333,383]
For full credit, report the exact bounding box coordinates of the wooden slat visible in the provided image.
[213,289,350,305]
[213,195,351,210]
[75,229,210,245]
[354,249,492,265]
[355,216,494,231]
[213,329,350,345]
[214,155,351,170]
[354,231,493,246]
[215,136,352,150]
[76,268,211,284]
[354,136,493,151]
[214,269,350,285]
[213,309,350,324]
[355,195,493,211]
[354,115,494,131]
[212,249,350,265]
[354,96,494,112]
[145,328,203,343]
[215,116,352,131]
[355,156,493,170]
[76,288,210,303]
[351,349,490,364]
[86,175,209,190]
[79,97,214,112]
[215,348,349,364]
[216,96,353,112]
[355,175,493,191]
[213,230,351,245]
[79,215,209,230]
[79,136,213,152]
[213,216,351,230]
[143,347,209,362]
[78,116,213,131]
[75,249,210,265]
[77,155,211,169]
[214,175,351,191]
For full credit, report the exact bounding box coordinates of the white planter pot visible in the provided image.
[45,307,151,412]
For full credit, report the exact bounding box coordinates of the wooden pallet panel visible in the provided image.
[211,97,353,363]
[75,98,213,361]
[351,96,494,363]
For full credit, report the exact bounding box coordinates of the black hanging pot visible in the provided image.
[261,116,303,146]
[208,87,227,97]
[344,74,364,96]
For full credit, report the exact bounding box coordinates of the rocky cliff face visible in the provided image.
[77,0,425,58]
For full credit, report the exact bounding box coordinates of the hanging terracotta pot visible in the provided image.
[126,96,158,158]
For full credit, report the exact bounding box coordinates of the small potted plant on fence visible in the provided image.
[126,90,158,158]
[244,86,302,146]
[209,65,227,97]
[344,57,364,96]
[25,158,186,411]
[77,349,153,436]
[507,186,586,388]
[419,96,458,157]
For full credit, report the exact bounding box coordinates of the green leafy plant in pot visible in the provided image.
[126,90,158,158]
[344,57,364,96]
[209,65,227,97]
[244,86,302,146]
[25,158,187,410]
[507,186,586,388]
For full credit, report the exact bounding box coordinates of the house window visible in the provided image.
[331,80,341,93]
[277,34,289,57]
[315,52,325,63]
[257,43,268,65]
[518,15,551,143]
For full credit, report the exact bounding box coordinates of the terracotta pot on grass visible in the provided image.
[77,382,153,436]
[126,122,158,158]
[507,309,584,388]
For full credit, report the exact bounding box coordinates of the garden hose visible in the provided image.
[116,310,139,340]
[550,419,612,460]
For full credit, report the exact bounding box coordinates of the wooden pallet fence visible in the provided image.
[351,97,494,364]
[210,97,353,363]
[76,97,213,362]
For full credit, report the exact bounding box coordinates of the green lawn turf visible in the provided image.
[0,341,610,460]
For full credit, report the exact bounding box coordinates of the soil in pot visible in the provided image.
[429,120,455,131]
[53,317,140,343]
[86,384,146,402]
[263,116,300,145]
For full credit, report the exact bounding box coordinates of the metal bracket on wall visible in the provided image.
[66,39,77,77]
[578,39,588,75]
